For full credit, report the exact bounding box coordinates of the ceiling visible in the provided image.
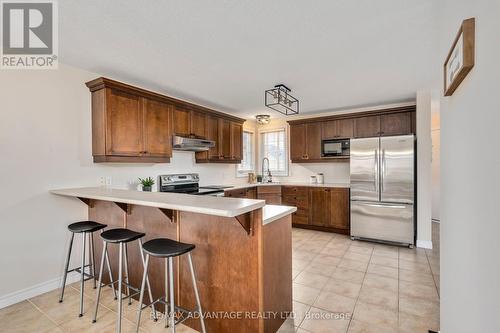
[59,1,439,119]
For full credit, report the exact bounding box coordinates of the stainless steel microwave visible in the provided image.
[322,139,350,157]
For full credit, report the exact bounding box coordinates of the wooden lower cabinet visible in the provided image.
[225,187,257,199]
[257,186,282,205]
[228,185,350,234]
[282,186,350,234]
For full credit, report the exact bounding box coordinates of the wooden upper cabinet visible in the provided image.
[190,109,207,138]
[230,121,243,161]
[306,122,322,160]
[173,106,191,137]
[354,115,381,138]
[322,119,354,139]
[106,89,143,156]
[290,123,306,161]
[380,112,411,136]
[219,119,232,159]
[205,115,220,160]
[142,99,173,157]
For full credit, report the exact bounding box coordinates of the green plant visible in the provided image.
[138,177,155,187]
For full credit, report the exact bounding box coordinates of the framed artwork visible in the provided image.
[443,17,475,96]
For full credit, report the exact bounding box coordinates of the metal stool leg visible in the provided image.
[117,242,124,333]
[92,241,107,323]
[59,232,74,303]
[187,253,206,333]
[105,243,117,300]
[165,258,169,328]
[90,233,97,289]
[168,257,176,333]
[138,239,157,321]
[123,243,132,305]
[135,254,150,333]
[79,232,86,317]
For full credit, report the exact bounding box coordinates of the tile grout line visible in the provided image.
[26,298,62,330]
[345,241,374,333]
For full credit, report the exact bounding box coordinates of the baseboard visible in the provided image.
[0,270,86,309]
[416,239,433,249]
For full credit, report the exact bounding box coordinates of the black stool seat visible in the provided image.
[68,221,107,233]
[101,228,145,243]
[142,238,195,257]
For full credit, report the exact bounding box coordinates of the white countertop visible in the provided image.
[223,181,350,191]
[262,205,297,225]
[50,187,265,218]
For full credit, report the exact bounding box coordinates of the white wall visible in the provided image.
[0,64,247,303]
[439,1,500,331]
[431,111,440,221]
[416,91,433,248]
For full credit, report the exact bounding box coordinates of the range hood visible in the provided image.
[172,135,215,152]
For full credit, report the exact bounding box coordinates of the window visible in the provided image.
[259,128,288,176]
[237,130,255,176]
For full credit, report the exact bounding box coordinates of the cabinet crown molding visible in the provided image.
[286,105,416,125]
[85,77,246,123]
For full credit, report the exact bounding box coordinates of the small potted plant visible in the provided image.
[138,177,155,192]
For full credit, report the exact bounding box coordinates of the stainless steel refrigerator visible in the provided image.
[350,135,415,246]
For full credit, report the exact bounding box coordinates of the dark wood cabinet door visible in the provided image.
[380,112,411,136]
[306,122,322,160]
[230,121,243,160]
[142,99,172,157]
[173,106,190,136]
[308,188,331,227]
[246,188,257,199]
[258,193,282,205]
[322,120,338,139]
[191,110,207,138]
[337,119,354,138]
[106,89,143,155]
[290,123,306,160]
[354,116,381,138]
[206,115,220,159]
[328,188,349,230]
[220,119,231,159]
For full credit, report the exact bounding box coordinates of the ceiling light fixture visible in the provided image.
[255,114,271,125]
[265,84,299,115]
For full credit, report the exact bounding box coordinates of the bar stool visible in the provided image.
[93,228,157,333]
[135,238,206,333]
[59,221,115,317]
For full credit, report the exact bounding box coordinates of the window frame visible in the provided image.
[258,126,289,177]
[236,129,256,177]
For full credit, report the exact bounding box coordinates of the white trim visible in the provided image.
[416,240,433,249]
[257,126,289,177]
[236,129,256,177]
[0,271,83,309]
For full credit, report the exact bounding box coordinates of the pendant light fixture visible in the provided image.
[265,84,299,115]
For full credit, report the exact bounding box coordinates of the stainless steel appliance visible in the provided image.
[350,135,415,247]
[172,136,215,152]
[322,138,350,157]
[158,173,232,196]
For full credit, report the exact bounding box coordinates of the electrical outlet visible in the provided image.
[99,176,106,186]
[105,176,112,186]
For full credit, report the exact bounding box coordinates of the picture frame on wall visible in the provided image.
[443,17,475,96]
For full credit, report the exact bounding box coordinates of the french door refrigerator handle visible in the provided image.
[374,149,379,192]
[381,149,386,193]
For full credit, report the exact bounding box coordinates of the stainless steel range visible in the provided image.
[158,173,232,196]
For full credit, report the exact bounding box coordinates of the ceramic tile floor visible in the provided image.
[277,222,440,333]
[0,224,439,333]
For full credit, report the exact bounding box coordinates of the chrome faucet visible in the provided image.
[262,157,272,183]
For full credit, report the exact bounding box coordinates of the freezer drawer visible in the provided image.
[350,201,414,245]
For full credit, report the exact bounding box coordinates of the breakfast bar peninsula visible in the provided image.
[51,187,296,333]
